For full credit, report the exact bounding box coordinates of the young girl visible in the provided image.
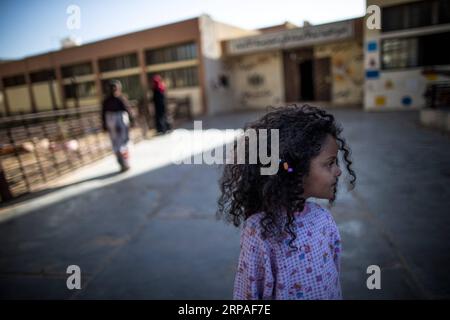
[218,104,356,300]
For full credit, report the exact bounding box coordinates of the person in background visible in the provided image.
[102,80,133,172]
[152,74,171,134]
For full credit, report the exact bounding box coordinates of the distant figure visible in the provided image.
[152,75,171,134]
[102,80,133,172]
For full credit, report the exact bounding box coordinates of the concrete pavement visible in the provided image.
[0,108,449,299]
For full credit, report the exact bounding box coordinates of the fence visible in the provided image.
[0,96,192,203]
[425,81,450,109]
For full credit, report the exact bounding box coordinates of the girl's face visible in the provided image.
[302,134,342,201]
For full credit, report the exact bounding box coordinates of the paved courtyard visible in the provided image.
[0,108,449,299]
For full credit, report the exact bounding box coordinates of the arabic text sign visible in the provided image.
[228,21,354,55]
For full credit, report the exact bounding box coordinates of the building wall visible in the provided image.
[223,18,363,109]
[1,15,368,116]
[228,51,285,109]
[168,87,202,115]
[198,15,258,115]
[315,41,364,106]
[5,86,31,113]
[364,0,450,110]
[226,41,363,109]
[61,74,99,108]
[147,61,202,115]
[366,67,450,109]
[0,17,201,116]
[31,81,62,111]
[0,92,5,115]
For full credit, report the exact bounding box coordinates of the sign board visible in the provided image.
[227,20,354,55]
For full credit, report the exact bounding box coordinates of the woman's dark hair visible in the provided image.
[217,104,356,248]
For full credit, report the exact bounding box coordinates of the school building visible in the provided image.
[221,18,365,110]
[0,14,369,118]
[364,0,450,110]
[3,2,448,118]
[0,15,257,118]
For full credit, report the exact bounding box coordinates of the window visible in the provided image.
[382,38,418,69]
[382,0,448,32]
[101,75,142,100]
[382,31,450,70]
[3,74,26,87]
[438,0,450,24]
[61,62,93,78]
[145,42,197,65]
[405,1,433,29]
[382,5,406,32]
[64,81,96,99]
[148,66,199,89]
[99,53,138,72]
[30,69,55,83]
[420,31,450,66]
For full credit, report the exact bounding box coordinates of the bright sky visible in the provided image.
[0,0,366,60]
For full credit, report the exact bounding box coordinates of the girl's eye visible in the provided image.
[328,158,338,167]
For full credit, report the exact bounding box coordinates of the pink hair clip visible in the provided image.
[280,159,294,173]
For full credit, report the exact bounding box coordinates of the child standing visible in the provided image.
[218,104,356,300]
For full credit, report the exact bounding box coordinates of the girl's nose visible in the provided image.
[336,167,342,177]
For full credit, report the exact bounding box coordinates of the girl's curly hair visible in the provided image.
[217,104,356,247]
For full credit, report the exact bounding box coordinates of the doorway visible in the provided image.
[299,60,314,101]
[314,57,332,102]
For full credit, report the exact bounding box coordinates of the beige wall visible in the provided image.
[6,86,32,114]
[315,41,364,105]
[229,51,284,109]
[199,15,258,115]
[100,68,141,80]
[168,87,202,116]
[0,91,5,115]
[31,81,62,111]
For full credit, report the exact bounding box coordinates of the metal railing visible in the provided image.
[0,96,192,203]
[0,106,142,202]
[425,81,450,109]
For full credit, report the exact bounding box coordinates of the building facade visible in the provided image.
[0,15,255,117]
[222,18,364,110]
[364,0,450,110]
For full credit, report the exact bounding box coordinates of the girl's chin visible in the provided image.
[328,187,337,200]
[331,191,338,200]
[309,188,336,200]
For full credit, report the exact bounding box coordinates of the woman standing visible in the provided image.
[102,80,133,172]
[152,75,171,134]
